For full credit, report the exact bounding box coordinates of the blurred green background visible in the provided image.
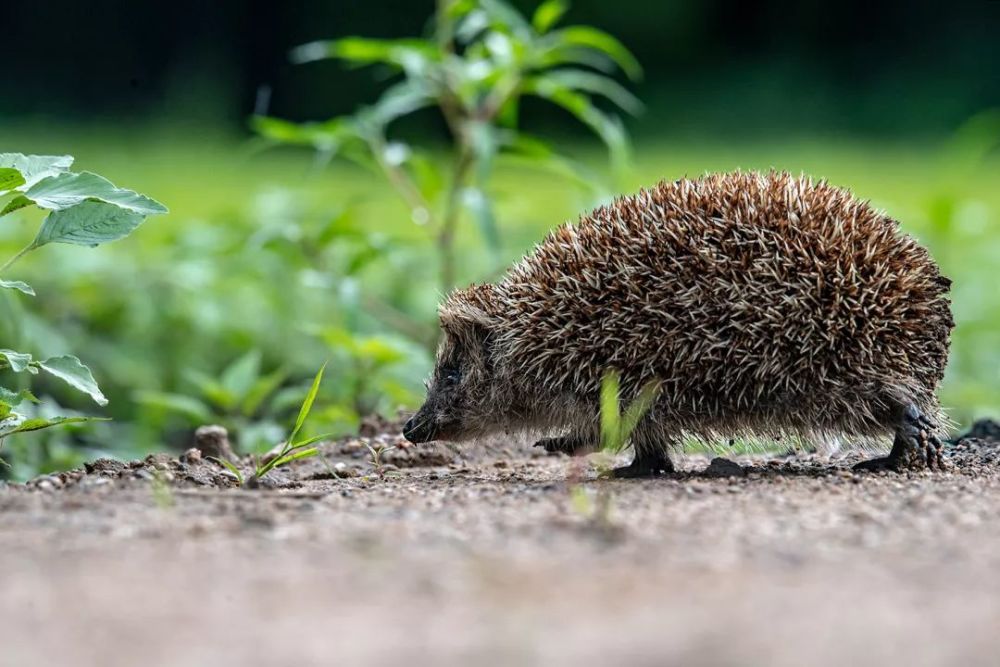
[1,0,997,478]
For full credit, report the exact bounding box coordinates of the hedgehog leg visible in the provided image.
[534,432,595,456]
[610,432,675,478]
[853,404,945,472]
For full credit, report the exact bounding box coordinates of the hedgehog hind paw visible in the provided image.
[608,450,675,479]
[853,404,946,472]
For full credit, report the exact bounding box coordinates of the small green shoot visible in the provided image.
[599,370,661,454]
[227,362,334,488]
[210,456,245,486]
[365,442,397,481]
[150,468,175,509]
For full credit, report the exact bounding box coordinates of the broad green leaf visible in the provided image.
[0,154,73,189]
[0,195,33,217]
[0,168,25,193]
[288,362,327,446]
[542,68,643,114]
[24,171,167,215]
[0,280,34,296]
[0,415,107,437]
[133,390,214,422]
[33,201,146,248]
[542,26,643,80]
[532,0,568,33]
[0,349,33,372]
[456,9,490,43]
[37,355,108,406]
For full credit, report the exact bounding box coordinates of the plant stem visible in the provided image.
[438,146,474,294]
[0,243,35,274]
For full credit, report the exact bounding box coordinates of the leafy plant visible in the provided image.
[0,153,166,452]
[213,362,333,487]
[255,0,641,295]
[365,442,397,481]
[598,370,660,454]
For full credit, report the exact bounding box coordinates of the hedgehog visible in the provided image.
[403,171,954,476]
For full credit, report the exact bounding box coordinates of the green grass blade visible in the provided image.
[288,362,327,446]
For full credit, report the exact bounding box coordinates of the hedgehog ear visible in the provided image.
[440,303,492,342]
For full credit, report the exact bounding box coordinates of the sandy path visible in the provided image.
[2,434,998,666]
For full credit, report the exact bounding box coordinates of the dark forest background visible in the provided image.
[7,0,999,138]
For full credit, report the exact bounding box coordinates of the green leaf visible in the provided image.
[36,355,108,406]
[479,0,532,36]
[133,390,214,423]
[289,432,335,448]
[0,280,34,296]
[0,415,107,437]
[209,457,244,486]
[524,77,630,171]
[0,195,34,218]
[599,370,621,451]
[361,80,436,130]
[24,171,167,215]
[0,168,25,193]
[0,349,33,372]
[619,380,660,443]
[242,368,288,418]
[291,37,437,75]
[544,26,642,80]
[532,0,568,33]
[0,154,73,189]
[220,350,262,402]
[288,363,327,446]
[33,201,146,248]
[0,387,38,407]
[542,68,643,114]
[271,447,319,468]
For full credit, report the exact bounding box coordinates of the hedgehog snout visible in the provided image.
[402,412,437,444]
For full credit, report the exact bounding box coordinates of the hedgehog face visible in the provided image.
[403,309,494,444]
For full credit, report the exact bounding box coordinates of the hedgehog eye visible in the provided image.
[444,368,462,385]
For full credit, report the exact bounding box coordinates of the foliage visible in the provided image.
[598,370,660,454]
[255,0,641,295]
[0,153,165,458]
[0,123,997,480]
[213,363,333,487]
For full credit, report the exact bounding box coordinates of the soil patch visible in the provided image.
[3,423,1000,666]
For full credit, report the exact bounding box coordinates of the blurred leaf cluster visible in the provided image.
[255,0,640,293]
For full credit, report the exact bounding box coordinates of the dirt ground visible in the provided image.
[2,423,1000,667]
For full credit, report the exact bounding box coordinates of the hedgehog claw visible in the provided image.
[853,404,947,472]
